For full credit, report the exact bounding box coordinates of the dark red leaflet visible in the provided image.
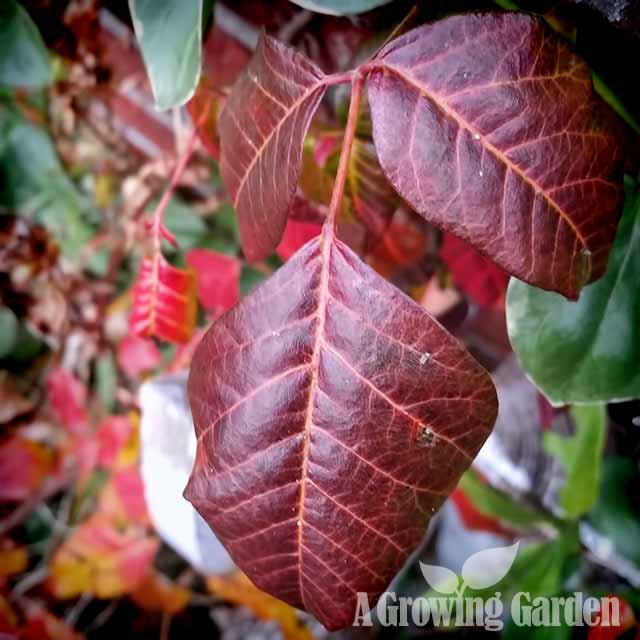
[185,229,497,629]
[367,12,625,299]
[218,35,328,262]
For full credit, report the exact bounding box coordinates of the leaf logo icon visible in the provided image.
[461,542,520,590]
[419,563,459,594]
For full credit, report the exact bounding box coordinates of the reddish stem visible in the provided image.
[326,73,364,231]
[151,126,200,252]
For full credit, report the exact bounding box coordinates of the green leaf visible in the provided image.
[287,0,393,15]
[129,0,204,110]
[0,123,96,257]
[240,265,267,296]
[95,352,117,412]
[506,180,640,405]
[0,307,18,359]
[0,0,52,89]
[589,457,640,568]
[543,405,605,520]
[160,197,207,249]
[458,470,556,530]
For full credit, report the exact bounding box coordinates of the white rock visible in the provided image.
[139,372,234,575]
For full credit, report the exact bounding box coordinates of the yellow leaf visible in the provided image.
[207,572,313,640]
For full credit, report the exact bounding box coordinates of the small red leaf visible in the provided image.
[46,367,88,436]
[96,416,134,468]
[187,86,222,161]
[219,35,328,261]
[130,254,196,344]
[451,488,516,537]
[440,233,509,308]
[186,249,241,313]
[276,219,322,262]
[0,435,55,501]
[367,13,624,299]
[186,231,497,629]
[117,334,162,379]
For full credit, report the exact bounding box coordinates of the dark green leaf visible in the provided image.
[129,0,203,110]
[507,180,640,405]
[0,307,18,359]
[589,457,640,568]
[160,197,207,249]
[543,405,605,520]
[0,0,52,89]
[0,123,96,257]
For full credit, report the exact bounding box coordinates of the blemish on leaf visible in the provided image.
[416,424,438,448]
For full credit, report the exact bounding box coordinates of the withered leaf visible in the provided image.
[186,231,496,629]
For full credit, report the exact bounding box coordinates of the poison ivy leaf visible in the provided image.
[367,13,624,299]
[288,0,394,15]
[440,233,509,308]
[0,435,55,502]
[276,219,322,261]
[347,138,399,243]
[543,405,605,519]
[186,248,241,314]
[506,181,640,404]
[218,35,329,261]
[46,366,88,436]
[185,231,497,629]
[0,0,52,89]
[117,334,162,379]
[49,512,158,598]
[129,0,203,110]
[130,255,196,344]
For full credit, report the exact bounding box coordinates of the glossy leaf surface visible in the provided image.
[218,36,328,261]
[507,182,640,404]
[129,0,203,110]
[368,13,624,299]
[186,232,497,629]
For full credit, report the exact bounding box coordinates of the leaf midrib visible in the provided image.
[371,62,590,253]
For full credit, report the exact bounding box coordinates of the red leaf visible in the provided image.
[440,233,509,308]
[367,13,624,299]
[186,249,241,313]
[130,254,196,344]
[276,219,322,262]
[451,488,516,537]
[96,416,134,468]
[185,232,497,629]
[187,86,222,161]
[219,35,329,261]
[0,435,55,501]
[117,334,162,379]
[368,208,431,279]
[46,366,88,436]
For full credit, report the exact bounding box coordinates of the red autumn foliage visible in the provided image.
[130,255,196,344]
[186,249,241,313]
[116,334,162,379]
